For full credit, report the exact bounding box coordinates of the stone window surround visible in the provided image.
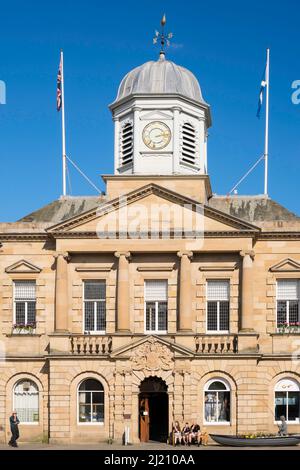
[5,373,45,429]
[268,272,300,333]
[4,272,44,335]
[201,270,238,335]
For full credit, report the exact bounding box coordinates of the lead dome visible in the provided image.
[115,54,206,104]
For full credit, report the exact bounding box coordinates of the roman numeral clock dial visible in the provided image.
[142,121,171,150]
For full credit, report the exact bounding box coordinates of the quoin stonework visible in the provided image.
[0,46,300,445]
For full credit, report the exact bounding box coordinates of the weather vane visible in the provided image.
[153,14,173,55]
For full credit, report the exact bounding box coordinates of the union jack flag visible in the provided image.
[56,56,62,111]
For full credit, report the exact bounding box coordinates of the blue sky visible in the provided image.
[0,0,299,221]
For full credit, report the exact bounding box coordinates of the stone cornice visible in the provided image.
[0,233,48,241]
[257,232,300,240]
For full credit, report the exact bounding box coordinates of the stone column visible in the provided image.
[115,252,131,332]
[54,252,70,332]
[177,251,193,331]
[240,250,255,331]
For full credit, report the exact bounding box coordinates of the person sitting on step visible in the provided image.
[172,421,182,446]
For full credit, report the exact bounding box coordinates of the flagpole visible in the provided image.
[61,50,67,197]
[264,48,270,196]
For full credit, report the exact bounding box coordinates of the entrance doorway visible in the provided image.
[139,377,168,443]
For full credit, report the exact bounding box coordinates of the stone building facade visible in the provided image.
[0,49,300,444]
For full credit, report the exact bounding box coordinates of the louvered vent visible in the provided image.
[181,122,196,165]
[121,122,133,166]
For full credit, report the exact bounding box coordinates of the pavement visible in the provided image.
[0,441,300,451]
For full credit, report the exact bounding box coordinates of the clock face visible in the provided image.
[142,121,171,150]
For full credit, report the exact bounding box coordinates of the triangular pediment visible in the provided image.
[110,335,194,359]
[47,184,260,236]
[5,259,42,274]
[140,110,173,121]
[270,258,300,272]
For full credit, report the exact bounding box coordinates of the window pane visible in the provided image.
[14,281,36,300]
[146,301,156,331]
[275,392,287,420]
[287,392,300,421]
[84,301,95,331]
[145,280,167,301]
[84,281,105,300]
[217,391,230,422]
[96,301,106,331]
[157,301,167,331]
[15,302,26,324]
[219,301,229,331]
[79,379,103,391]
[27,302,36,324]
[79,404,91,422]
[207,301,218,331]
[277,280,299,300]
[93,404,104,422]
[207,280,229,301]
[208,381,227,391]
[277,301,287,326]
[289,301,299,324]
[92,392,104,404]
[205,391,217,422]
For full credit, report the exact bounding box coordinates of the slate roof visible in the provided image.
[16,193,300,232]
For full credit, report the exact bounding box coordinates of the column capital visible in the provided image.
[53,251,71,262]
[240,250,255,260]
[114,251,131,260]
[177,251,193,259]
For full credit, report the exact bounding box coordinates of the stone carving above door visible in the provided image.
[130,337,173,371]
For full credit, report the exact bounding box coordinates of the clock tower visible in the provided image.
[109,20,211,178]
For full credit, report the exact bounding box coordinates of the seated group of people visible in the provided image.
[172,421,206,446]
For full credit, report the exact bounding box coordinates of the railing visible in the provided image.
[70,335,112,354]
[195,334,238,354]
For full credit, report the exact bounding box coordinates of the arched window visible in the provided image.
[275,378,300,422]
[14,379,39,423]
[204,379,231,424]
[121,122,133,166]
[78,379,104,424]
[181,122,196,165]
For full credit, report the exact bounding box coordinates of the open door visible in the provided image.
[139,397,150,442]
[139,377,168,442]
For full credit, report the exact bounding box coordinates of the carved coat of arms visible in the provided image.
[131,338,173,371]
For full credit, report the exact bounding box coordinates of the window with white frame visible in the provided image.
[83,281,106,333]
[207,280,230,332]
[14,379,39,423]
[78,379,104,423]
[145,280,168,333]
[277,280,300,328]
[204,379,231,424]
[275,378,300,423]
[14,281,36,327]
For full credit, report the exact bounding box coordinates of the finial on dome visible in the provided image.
[153,13,173,58]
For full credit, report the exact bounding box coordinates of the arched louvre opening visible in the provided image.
[121,122,133,166]
[181,122,196,165]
